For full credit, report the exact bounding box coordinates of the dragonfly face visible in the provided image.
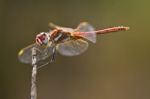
[36,32,50,46]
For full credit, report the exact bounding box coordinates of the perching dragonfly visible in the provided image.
[18,22,129,66]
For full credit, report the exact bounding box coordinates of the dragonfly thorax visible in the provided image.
[50,31,71,43]
[36,32,50,45]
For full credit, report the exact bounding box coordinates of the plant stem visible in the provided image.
[31,47,37,99]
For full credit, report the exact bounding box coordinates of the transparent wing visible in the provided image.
[49,22,74,33]
[75,22,96,43]
[18,42,55,66]
[57,39,88,56]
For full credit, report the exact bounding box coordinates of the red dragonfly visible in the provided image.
[18,22,129,66]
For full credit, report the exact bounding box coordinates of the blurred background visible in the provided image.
[1,0,150,99]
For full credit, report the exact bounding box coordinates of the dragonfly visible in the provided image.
[18,22,129,66]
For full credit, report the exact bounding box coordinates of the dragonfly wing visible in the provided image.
[18,42,55,66]
[49,22,74,33]
[75,22,96,43]
[57,39,88,56]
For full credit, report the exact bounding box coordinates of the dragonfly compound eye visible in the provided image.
[36,32,50,45]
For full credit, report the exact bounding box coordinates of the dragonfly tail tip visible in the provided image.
[124,26,130,30]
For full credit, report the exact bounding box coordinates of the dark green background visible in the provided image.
[1,0,150,99]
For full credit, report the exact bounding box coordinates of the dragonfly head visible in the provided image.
[36,32,50,46]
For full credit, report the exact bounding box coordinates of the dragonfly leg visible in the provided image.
[50,47,56,62]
